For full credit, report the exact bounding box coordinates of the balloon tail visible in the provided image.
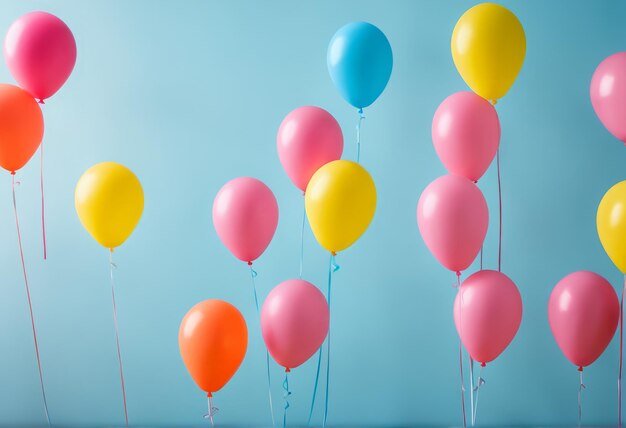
[356,108,365,163]
[204,393,219,428]
[12,174,51,427]
[249,263,276,427]
[578,367,585,427]
[299,197,306,279]
[497,148,502,272]
[307,347,323,426]
[40,141,47,260]
[617,275,626,428]
[109,251,129,428]
[283,370,292,428]
[38,99,45,105]
[472,364,486,425]
[322,253,336,428]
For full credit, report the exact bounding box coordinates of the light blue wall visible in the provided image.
[0,0,625,426]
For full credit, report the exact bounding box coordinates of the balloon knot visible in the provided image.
[491,99,497,106]
[285,367,291,373]
[473,180,478,184]
[481,362,486,367]
[207,392,213,397]
[38,99,45,105]
[578,366,583,372]
[247,261,253,266]
[456,271,461,277]
[10,171,16,176]
[109,247,115,253]
[331,251,337,257]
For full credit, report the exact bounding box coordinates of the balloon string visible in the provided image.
[12,174,51,427]
[617,275,626,428]
[307,347,322,426]
[472,365,485,425]
[40,141,47,260]
[578,368,585,427]
[300,197,306,279]
[497,148,502,272]
[109,251,129,428]
[249,264,276,428]
[479,247,483,271]
[456,271,467,428]
[204,394,219,428]
[283,371,292,428]
[356,108,365,163]
[469,358,475,426]
[322,253,338,428]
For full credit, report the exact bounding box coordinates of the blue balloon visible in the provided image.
[327,22,393,109]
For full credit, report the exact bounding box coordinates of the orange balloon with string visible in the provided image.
[0,84,43,173]
[179,300,248,395]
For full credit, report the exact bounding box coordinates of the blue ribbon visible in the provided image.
[249,265,276,427]
[322,253,336,428]
[356,108,365,163]
[283,371,291,428]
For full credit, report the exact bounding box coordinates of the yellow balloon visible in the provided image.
[598,181,626,273]
[305,160,376,254]
[451,3,526,103]
[75,162,144,249]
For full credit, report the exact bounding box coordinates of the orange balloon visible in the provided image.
[179,300,248,394]
[0,84,44,173]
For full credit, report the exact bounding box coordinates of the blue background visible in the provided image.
[0,0,625,426]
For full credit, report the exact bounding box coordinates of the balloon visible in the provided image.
[305,160,376,254]
[75,162,144,249]
[597,180,626,273]
[4,12,76,103]
[179,300,248,394]
[261,279,329,370]
[327,22,393,109]
[213,177,279,263]
[451,3,525,103]
[549,271,619,369]
[454,270,522,364]
[277,106,343,192]
[0,84,44,173]
[590,52,626,143]
[417,175,488,273]
[432,91,500,182]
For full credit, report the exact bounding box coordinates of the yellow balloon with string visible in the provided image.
[451,3,526,103]
[75,162,144,250]
[305,160,376,254]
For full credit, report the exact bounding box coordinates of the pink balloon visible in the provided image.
[4,11,77,103]
[277,106,343,192]
[261,279,329,370]
[590,52,626,143]
[212,177,279,263]
[432,91,500,182]
[417,175,488,273]
[454,270,522,364]
[548,271,619,369]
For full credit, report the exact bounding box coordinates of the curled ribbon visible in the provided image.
[356,108,365,163]
[283,371,292,428]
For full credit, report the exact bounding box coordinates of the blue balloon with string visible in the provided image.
[327,21,393,109]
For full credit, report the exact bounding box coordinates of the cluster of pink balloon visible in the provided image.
[419,1,524,372]
[179,21,391,427]
[418,3,525,425]
[547,51,626,426]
